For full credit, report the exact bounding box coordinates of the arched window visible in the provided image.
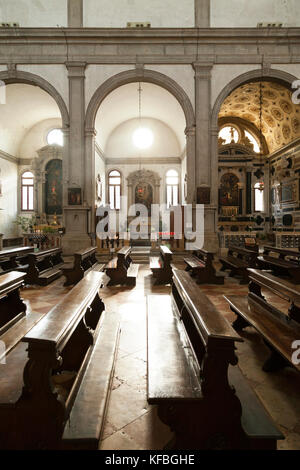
[108,170,121,210]
[166,169,179,208]
[218,126,239,145]
[47,128,63,146]
[254,182,264,212]
[21,171,34,211]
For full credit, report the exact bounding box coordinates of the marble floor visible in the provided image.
[21,263,300,450]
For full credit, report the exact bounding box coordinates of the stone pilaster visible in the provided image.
[62,62,91,254]
[185,126,196,204]
[195,0,210,28]
[193,62,218,252]
[193,62,213,191]
[68,0,83,28]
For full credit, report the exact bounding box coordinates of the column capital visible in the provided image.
[185,126,196,137]
[85,127,97,137]
[65,62,87,78]
[194,0,210,28]
[192,62,213,79]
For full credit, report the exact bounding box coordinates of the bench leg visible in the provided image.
[262,341,290,372]
[231,310,250,331]
[156,395,250,450]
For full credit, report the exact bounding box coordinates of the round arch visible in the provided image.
[211,68,298,130]
[0,69,69,127]
[85,68,195,130]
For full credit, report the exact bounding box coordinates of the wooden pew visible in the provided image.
[184,248,224,284]
[0,247,34,276]
[105,246,139,286]
[147,269,283,449]
[225,268,300,373]
[150,245,173,284]
[219,244,258,284]
[25,247,64,285]
[62,246,105,286]
[0,271,120,450]
[257,246,300,283]
[0,271,43,365]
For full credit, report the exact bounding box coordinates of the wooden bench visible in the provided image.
[0,247,34,276]
[24,247,64,285]
[257,246,300,283]
[62,246,105,286]
[105,246,139,286]
[219,244,258,284]
[146,269,283,449]
[150,245,173,284]
[225,268,300,373]
[0,271,43,365]
[184,248,224,284]
[0,271,120,449]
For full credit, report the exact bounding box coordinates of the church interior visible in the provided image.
[0,0,300,451]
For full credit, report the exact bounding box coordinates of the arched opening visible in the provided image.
[213,69,300,247]
[0,76,67,244]
[89,72,192,247]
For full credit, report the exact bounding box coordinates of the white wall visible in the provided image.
[0,157,18,238]
[211,0,300,27]
[19,118,62,159]
[83,0,194,28]
[0,0,68,27]
[18,65,69,111]
[145,65,195,115]
[105,118,181,158]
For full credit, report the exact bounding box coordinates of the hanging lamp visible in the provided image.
[255,72,265,191]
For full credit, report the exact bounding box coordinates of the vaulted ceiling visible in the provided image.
[0,83,61,157]
[219,81,300,154]
[95,82,186,156]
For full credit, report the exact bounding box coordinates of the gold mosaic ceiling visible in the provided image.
[219,81,300,154]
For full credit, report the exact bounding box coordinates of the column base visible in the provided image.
[62,234,92,255]
[203,232,219,253]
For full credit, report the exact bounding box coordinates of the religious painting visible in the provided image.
[68,187,82,205]
[135,183,153,213]
[197,187,210,204]
[219,173,239,207]
[45,159,62,215]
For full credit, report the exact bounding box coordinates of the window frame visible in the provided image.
[46,128,63,147]
[166,169,180,208]
[108,169,121,210]
[254,182,265,212]
[21,171,35,212]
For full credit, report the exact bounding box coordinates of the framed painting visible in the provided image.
[68,187,82,205]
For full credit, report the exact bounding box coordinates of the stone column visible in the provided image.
[85,127,97,234]
[68,0,83,27]
[185,126,196,203]
[62,62,91,254]
[195,0,210,28]
[193,62,218,252]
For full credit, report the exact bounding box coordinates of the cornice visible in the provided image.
[0,27,300,41]
[106,157,181,165]
[0,149,19,164]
